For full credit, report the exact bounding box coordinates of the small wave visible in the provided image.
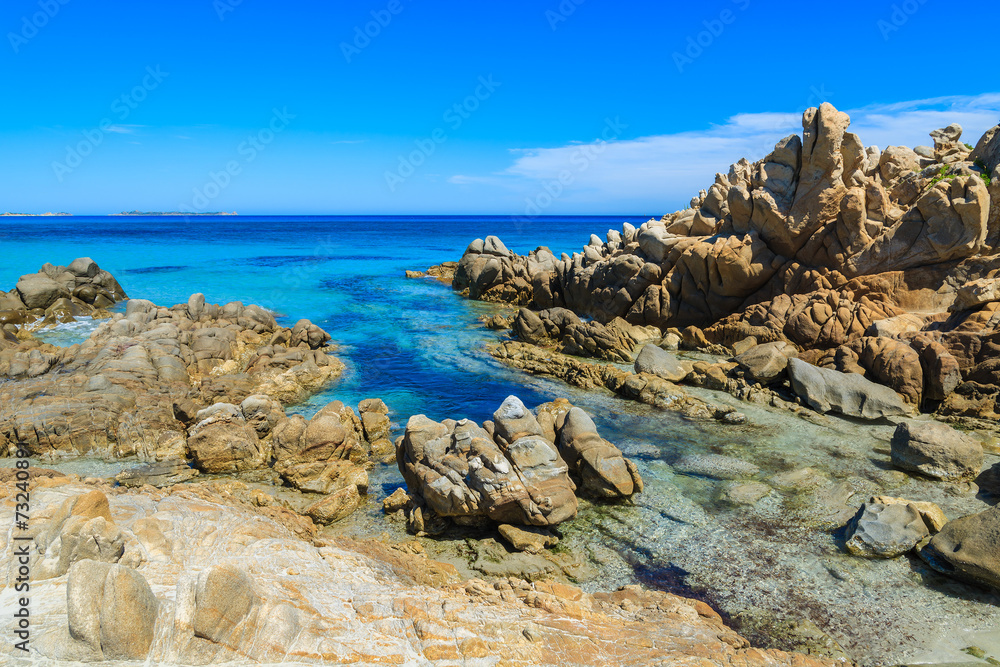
[33,318,103,347]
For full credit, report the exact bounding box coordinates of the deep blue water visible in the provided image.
[0,215,650,422]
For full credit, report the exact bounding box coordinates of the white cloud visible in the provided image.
[455,93,1000,214]
[105,124,145,134]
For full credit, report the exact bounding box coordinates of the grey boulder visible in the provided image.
[786,358,909,419]
[921,505,1000,591]
[845,501,929,558]
[734,341,798,384]
[16,273,71,310]
[634,344,688,382]
[890,420,983,481]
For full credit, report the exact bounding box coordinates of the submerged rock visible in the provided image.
[921,505,1000,591]
[890,420,984,481]
[673,453,760,480]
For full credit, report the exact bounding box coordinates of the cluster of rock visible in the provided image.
[836,418,1000,594]
[443,106,1000,601]
[0,258,126,331]
[0,264,396,522]
[453,104,1000,423]
[393,396,642,550]
[0,288,345,460]
[2,476,841,666]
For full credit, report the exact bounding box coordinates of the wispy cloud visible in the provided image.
[106,124,145,134]
[451,93,1000,213]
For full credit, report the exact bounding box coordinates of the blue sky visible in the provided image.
[1,0,997,215]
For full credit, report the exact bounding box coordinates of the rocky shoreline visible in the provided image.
[4,103,1000,665]
[0,259,847,666]
[418,104,1000,662]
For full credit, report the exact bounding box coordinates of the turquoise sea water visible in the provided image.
[3,214,647,421]
[4,215,1000,663]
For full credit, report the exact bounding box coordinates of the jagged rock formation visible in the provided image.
[0,258,127,330]
[396,397,642,535]
[0,275,385,521]
[0,291,345,459]
[453,105,1000,420]
[0,477,840,666]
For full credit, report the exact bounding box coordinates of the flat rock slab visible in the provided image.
[673,453,760,480]
[498,524,559,554]
[116,460,199,488]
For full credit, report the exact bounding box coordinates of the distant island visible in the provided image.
[112,211,238,216]
[1,212,72,216]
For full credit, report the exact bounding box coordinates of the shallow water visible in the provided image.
[3,215,999,665]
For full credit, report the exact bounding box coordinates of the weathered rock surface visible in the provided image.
[33,490,127,580]
[398,397,642,532]
[187,403,269,473]
[9,257,126,317]
[66,559,159,661]
[0,292,344,459]
[921,505,1000,592]
[498,523,560,554]
[787,357,909,419]
[1,478,840,666]
[844,501,929,558]
[552,405,644,498]
[449,107,1000,424]
[634,343,688,382]
[890,419,984,480]
[734,341,798,384]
